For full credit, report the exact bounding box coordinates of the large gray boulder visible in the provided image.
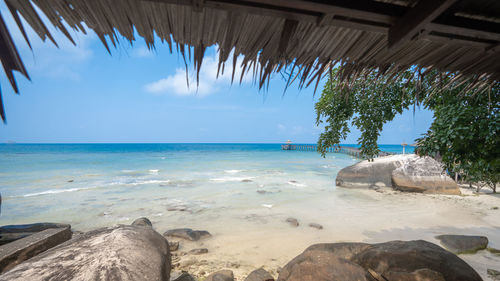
[336,154,412,188]
[0,225,171,281]
[391,156,461,195]
[336,154,461,195]
[277,240,482,281]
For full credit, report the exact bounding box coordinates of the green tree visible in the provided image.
[315,69,499,192]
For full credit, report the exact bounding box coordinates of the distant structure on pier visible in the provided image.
[281,141,393,160]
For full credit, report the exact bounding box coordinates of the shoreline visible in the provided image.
[63,186,499,280]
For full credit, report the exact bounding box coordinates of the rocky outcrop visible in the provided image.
[0,226,72,273]
[336,154,461,195]
[0,225,171,281]
[164,228,211,241]
[205,269,234,281]
[391,156,461,195]
[336,154,412,188]
[277,240,482,281]
[245,268,274,281]
[0,223,71,245]
[436,235,489,254]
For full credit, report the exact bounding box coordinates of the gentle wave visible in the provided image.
[224,169,242,174]
[149,169,159,175]
[23,187,92,197]
[210,176,254,182]
[288,181,306,187]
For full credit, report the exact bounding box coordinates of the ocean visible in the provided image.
[0,143,413,230]
[1,143,498,280]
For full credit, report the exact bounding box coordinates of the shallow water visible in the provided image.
[1,143,498,280]
[0,143,360,229]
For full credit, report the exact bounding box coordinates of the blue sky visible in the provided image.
[0,8,434,144]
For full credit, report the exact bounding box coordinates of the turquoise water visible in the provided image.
[0,143,410,230]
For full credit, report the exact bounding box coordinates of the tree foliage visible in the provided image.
[315,69,499,191]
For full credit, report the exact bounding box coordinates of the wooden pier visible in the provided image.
[281,143,391,159]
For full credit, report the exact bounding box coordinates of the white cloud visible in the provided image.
[144,52,251,97]
[145,68,215,96]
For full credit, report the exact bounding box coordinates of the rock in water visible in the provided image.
[308,223,323,230]
[132,217,153,228]
[285,218,299,227]
[0,225,171,281]
[391,156,461,195]
[164,228,211,241]
[277,240,482,281]
[205,270,234,281]
[245,268,275,281]
[336,154,411,188]
[435,235,488,254]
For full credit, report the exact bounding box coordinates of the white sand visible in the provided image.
[164,187,500,280]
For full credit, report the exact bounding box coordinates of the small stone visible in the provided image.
[179,259,196,268]
[169,241,180,251]
[244,268,274,281]
[308,223,323,230]
[164,228,211,241]
[491,206,499,210]
[170,271,196,281]
[205,270,234,281]
[242,179,253,182]
[435,235,488,254]
[256,190,267,194]
[487,248,500,255]
[487,269,500,280]
[285,218,299,227]
[67,179,74,183]
[189,248,208,255]
[131,217,152,228]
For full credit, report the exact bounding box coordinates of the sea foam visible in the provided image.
[23,187,91,197]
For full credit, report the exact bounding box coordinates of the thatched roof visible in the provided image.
[1,0,500,121]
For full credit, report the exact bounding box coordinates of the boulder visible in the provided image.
[277,243,374,281]
[277,240,482,281]
[205,269,234,281]
[336,154,412,188]
[132,217,153,228]
[391,156,461,195]
[164,228,211,241]
[435,235,488,254]
[245,268,274,281]
[0,223,71,245]
[0,225,171,281]
[0,226,72,273]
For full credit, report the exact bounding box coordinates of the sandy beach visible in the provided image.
[151,186,500,280]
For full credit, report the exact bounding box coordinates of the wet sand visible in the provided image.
[153,187,500,280]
